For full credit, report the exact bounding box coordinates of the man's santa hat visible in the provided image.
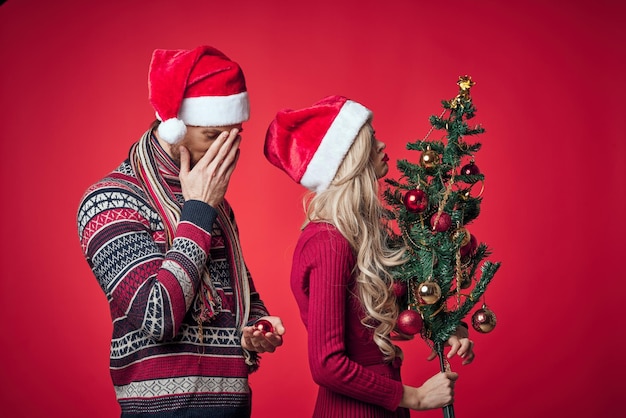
[149,45,249,144]
[264,95,372,193]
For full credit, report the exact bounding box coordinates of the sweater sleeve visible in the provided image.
[296,225,404,411]
[77,178,216,341]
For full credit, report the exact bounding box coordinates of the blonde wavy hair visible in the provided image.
[304,122,405,361]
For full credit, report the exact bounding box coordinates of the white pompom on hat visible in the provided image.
[264,95,372,193]
[148,45,250,144]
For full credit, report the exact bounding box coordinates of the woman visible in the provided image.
[264,95,474,417]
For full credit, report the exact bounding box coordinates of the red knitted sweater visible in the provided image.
[290,222,408,418]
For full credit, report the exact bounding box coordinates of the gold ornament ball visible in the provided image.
[417,282,442,305]
[454,227,471,247]
[471,307,497,333]
[419,150,440,169]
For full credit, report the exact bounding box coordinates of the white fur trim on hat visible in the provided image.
[157,117,188,144]
[179,91,250,127]
[300,100,372,193]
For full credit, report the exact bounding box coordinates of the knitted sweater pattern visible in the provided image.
[290,222,406,417]
[77,135,268,417]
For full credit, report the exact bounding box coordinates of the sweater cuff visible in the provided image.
[390,380,405,412]
[180,200,217,233]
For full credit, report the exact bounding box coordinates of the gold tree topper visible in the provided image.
[457,75,475,94]
[449,75,475,108]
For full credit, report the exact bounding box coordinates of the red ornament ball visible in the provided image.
[391,281,407,299]
[460,234,478,257]
[471,308,497,333]
[404,189,428,213]
[461,161,481,176]
[430,212,452,232]
[254,319,274,333]
[396,309,423,335]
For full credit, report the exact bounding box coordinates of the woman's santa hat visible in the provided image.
[149,45,249,144]
[264,95,372,193]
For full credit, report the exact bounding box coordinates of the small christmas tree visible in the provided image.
[384,76,501,417]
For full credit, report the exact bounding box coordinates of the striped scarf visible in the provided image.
[129,130,250,332]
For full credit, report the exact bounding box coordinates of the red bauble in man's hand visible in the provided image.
[254,319,274,333]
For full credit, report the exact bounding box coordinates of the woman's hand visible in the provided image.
[400,372,458,410]
[426,324,475,365]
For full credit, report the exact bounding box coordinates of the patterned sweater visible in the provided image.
[77,134,268,417]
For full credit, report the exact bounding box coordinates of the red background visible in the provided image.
[1,1,624,417]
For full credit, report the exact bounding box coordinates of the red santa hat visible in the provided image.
[148,45,249,144]
[264,95,372,193]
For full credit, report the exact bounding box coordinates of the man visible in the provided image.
[77,46,284,417]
